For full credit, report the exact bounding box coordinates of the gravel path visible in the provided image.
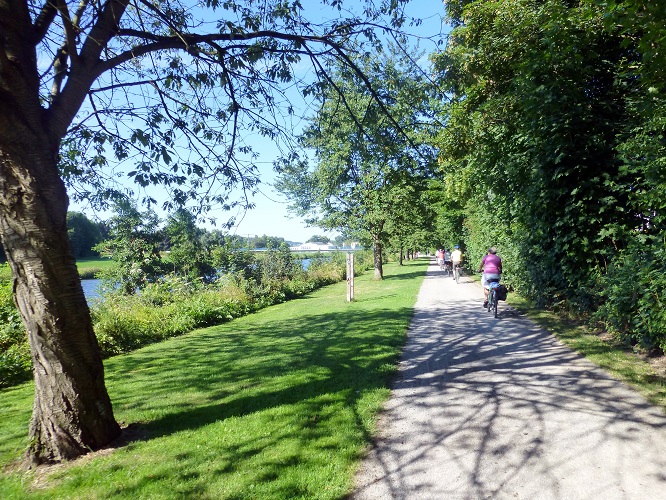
[352,258,666,500]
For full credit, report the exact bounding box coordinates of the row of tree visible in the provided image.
[275,45,440,278]
[430,0,665,350]
[274,0,666,356]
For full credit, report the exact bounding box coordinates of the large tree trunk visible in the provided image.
[0,6,120,464]
[0,143,121,466]
[372,234,383,280]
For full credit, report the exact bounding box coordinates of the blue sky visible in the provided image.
[70,0,449,244]
[222,0,449,242]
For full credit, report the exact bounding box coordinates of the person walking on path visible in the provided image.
[353,258,666,499]
[450,245,463,279]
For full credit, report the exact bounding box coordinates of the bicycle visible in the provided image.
[444,261,452,277]
[453,262,462,283]
[486,279,500,318]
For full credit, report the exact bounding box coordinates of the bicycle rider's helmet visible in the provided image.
[454,245,459,249]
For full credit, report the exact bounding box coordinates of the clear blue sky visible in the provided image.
[71,0,449,244]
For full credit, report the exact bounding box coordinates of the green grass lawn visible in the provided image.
[76,257,114,279]
[0,259,428,499]
[0,257,113,281]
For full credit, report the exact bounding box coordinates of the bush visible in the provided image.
[595,244,666,353]
[92,276,255,356]
[0,279,30,388]
[0,251,374,388]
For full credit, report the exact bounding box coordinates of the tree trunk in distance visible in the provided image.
[373,234,384,280]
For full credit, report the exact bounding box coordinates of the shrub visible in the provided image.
[0,251,373,388]
[91,277,255,356]
[595,244,666,353]
[0,279,30,388]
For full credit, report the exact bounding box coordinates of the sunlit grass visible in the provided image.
[0,258,113,282]
[0,259,428,499]
[76,257,114,279]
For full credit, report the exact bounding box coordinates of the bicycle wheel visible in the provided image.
[486,291,492,313]
[455,266,460,284]
[492,290,498,318]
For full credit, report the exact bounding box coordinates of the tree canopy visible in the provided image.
[276,45,436,278]
[431,0,666,349]
[0,0,434,465]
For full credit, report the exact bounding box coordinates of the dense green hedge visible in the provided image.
[432,0,666,353]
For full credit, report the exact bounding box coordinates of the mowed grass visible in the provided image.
[0,257,113,281]
[0,259,428,499]
[76,257,114,279]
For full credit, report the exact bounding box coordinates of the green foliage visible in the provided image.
[0,279,30,388]
[0,260,427,498]
[211,243,259,281]
[276,46,435,278]
[163,208,216,282]
[94,200,164,294]
[595,242,666,352]
[0,250,375,383]
[306,234,331,243]
[66,212,104,258]
[433,0,666,350]
[89,252,363,357]
[92,276,255,356]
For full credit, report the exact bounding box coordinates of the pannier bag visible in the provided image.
[496,284,508,301]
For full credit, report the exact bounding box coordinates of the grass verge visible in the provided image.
[76,257,114,279]
[506,293,666,412]
[0,259,427,499]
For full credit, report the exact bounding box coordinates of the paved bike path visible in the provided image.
[353,258,666,499]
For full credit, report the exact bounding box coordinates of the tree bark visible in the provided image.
[372,233,383,280]
[0,4,120,465]
[0,141,121,466]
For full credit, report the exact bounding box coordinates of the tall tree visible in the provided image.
[67,211,103,258]
[433,0,636,305]
[276,48,434,279]
[94,200,163,294]
[164,208,215,282]
[0,0,417,464]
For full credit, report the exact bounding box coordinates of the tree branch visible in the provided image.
[101,28,349,73]
[33,0,58,44]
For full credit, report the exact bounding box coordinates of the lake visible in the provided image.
[80,258,315,303]
[81,279,102,302]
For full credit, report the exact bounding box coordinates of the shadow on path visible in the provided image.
[353,259,666,500]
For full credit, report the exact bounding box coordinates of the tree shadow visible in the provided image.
[352,278,666,499]
[102,305,413,449]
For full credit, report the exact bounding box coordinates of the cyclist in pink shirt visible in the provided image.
[478,246,502,307]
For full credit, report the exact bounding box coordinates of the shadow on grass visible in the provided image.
[106,306,413,442]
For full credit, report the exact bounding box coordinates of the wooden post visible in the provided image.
[346,253,354,302]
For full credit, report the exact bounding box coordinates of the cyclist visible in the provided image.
[450,245,463,280]
[478,246,502,308]
[443,248,452,274]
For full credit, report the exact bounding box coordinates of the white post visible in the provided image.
[347,253,354,302]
